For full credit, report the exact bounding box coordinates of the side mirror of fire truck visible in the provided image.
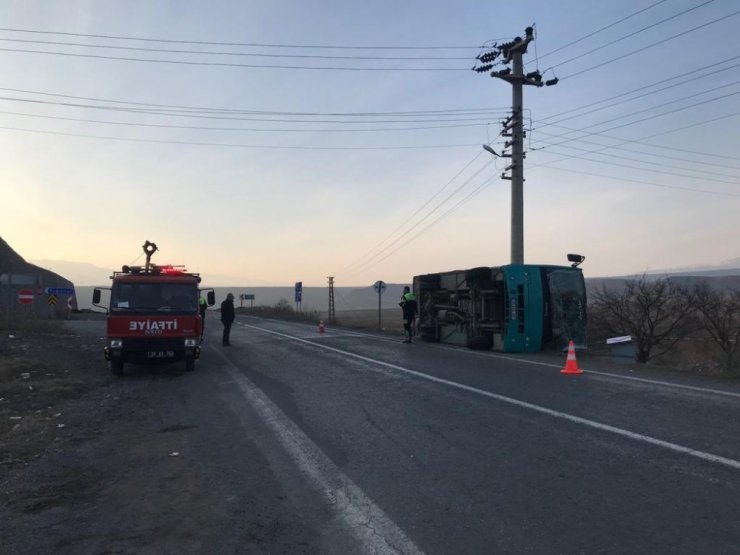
[92,287,109,314]
[207,291,216,306]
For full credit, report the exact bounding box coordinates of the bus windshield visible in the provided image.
[545,268,587,350]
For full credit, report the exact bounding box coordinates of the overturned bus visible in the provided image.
[413,259,586,353]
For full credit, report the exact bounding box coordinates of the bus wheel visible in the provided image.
[110,361,124,376]
[185,358,195,372]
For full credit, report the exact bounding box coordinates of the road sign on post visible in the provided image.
[17,289,34,305]
[239,293,256,308]
[294,281,303,311]
[373,280,386,330]
[45,287,74,296]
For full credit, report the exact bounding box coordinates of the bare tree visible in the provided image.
[692,283,740,375]
[590,275,695,363]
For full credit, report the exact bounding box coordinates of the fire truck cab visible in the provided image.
[93,241,215,376]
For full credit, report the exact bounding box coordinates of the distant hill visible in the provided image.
[29,259,113,287]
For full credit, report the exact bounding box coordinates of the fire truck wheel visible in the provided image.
[185,358,195,372]
[110,361,124,376]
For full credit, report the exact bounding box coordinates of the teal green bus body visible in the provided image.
[413,264,586,353]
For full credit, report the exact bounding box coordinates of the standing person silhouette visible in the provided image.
[199,294,207,341]
[220,293,235,346]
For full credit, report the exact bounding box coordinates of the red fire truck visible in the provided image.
[93,241,215,376]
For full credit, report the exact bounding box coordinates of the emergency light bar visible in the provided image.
[118,264,189,275]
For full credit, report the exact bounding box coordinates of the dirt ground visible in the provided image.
[0,317,323,554]
[0,321,108,474]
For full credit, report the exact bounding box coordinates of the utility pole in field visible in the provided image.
[473,26,558,265]
[327,276,336,324]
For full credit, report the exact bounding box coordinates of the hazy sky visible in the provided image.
[2,0,739,286]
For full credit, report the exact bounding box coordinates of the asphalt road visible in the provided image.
[6,314,740,554]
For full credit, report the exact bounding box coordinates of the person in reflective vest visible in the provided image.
[399,286,418,343]
[198,295,207,341]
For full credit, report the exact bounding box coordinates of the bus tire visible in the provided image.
[185,358,195,372]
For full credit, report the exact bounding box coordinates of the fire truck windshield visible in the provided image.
[110,282,198,314]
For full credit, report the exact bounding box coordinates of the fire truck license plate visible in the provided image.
[147,350,175,358]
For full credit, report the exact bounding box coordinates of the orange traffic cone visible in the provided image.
[318,320,325,334]
[560,340,583,375]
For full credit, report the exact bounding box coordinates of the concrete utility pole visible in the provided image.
[473,26,558,265]
[327,276,336,324]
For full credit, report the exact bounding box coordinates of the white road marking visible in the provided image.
[278,323,740,400]
[212,348,423,555]
[450,348,740,400]
[241,322,740,472]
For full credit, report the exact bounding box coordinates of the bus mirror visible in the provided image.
[92,289,101,304]
[567,254,585,268]
[207,291,216,306]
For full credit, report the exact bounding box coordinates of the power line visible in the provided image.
[535,128,740,170]
[0,46,468,71]
[0,95,507,123]
[344,170,499,276]
[560,8,740,80]
[343,158,496,274]
[548,0,716,70]
[534,144,740,186]
[527,112,740,170]
[0,86,509,117]
[535,166,740,198]
[0,27,487,50]
[529,90,740,152]
[0,125,481,150]
[340,151,488,273]
[0,37,473,60]
[0,110,495,133]
[539,56,740,125]
[533,0,669,61]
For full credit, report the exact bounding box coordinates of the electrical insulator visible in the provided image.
[477,51,498,63]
